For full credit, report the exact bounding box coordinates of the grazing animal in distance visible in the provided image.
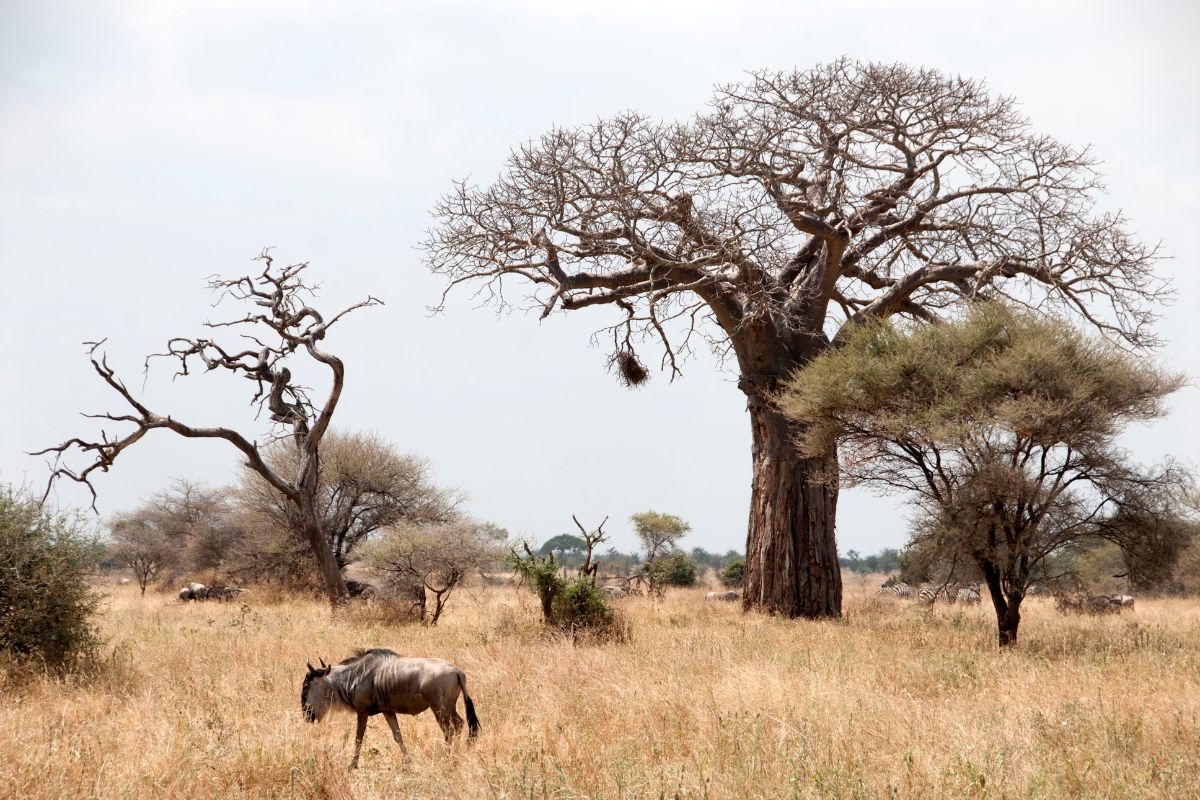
[957,585,982,605]
[602,586,629,598]
[1111,594,1135,610]
[705,591,740,602]
[178,583,207,602]
[879,580,917,599]
[301,648,479,769]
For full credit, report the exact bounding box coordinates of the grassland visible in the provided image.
[1,577,1198,799]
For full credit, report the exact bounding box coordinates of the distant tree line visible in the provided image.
[839,549,903,575]
[533,512,743,590]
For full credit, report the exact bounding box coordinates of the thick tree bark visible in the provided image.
[742,400,842,618]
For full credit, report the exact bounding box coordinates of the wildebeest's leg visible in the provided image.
[433,705,454,744]
[450,709,464,738]
[383,712,408,756]
[349,712,368,770]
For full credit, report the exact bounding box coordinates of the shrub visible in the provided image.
[551,576,614,631]
[508,545,620,636]
[645,551,698,588]
[0,486,103,673]
[719,558,745,588]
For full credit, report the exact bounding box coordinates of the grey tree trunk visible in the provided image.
[297,506,350,607]
[742,400,842,618]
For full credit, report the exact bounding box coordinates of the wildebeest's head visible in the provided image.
[301,659,333,723]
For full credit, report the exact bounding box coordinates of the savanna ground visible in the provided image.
[2,577,1198,800]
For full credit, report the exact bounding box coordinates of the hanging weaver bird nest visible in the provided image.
[609,348,649,387]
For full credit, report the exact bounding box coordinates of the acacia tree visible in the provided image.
[425,60,1165,618]
[235,430,460,569]
[108,513,175,595]
[779,303,1189,645]
[364,520,503,625]
[34,253,381,606]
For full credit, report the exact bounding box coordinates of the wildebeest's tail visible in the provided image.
[457,671,480,739]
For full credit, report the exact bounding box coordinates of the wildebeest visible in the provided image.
[1054,592,1124,615]
[178,582,207,602]
[209,586,245,602]
[705,591,740,602]
[178,583,244,602]
[301,648,479,769]
[602,586,629,598]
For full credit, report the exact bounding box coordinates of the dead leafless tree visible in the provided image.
[572,514,608,582]
[33,252,382,606]
[424,60,1168,618]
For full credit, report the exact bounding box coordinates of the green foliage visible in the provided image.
[629,511,691,560]
[645,551,698,587]
[551,576,614,631]
[781,302,1180,465]
[719,558,745,588]
[839,549,903,575]
[0,486,103,672]
[507,547,564,623]
[508,545,618,634]
[537,533,588,568]
[780,302,1191,643]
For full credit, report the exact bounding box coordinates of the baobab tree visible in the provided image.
[425,60,1166,618]
[34,253,381,606]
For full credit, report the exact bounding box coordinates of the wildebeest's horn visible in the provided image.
[306,661,316,673]
[319,658,329,670]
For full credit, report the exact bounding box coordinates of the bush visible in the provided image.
[551,577,614,631]
[645,551,698,588]
[719,558,745,588]
[0,486,103,672]
[508,546,620,637]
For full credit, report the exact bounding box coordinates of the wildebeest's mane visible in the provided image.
[300,672,316,721]
[339,647,400,665]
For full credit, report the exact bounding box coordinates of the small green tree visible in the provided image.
[630,512,690,560]
[719,558,746,588]
[537,533,588,568]
[630,511,691,594]
[645,551,698,587]
[781,303,1191,647]
[0,486,103,672]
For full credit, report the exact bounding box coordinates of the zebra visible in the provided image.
[956,584,982,605]
[879,579,917,599]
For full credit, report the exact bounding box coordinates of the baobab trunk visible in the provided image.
[742,400,842,618]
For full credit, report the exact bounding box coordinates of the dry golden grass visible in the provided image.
[2,577,1198,799]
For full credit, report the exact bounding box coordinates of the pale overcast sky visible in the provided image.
[1,0,1196,556]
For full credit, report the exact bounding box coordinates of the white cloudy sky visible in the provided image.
[1,0,1196,555]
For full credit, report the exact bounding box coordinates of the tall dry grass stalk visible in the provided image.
[1,578,1197,799]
